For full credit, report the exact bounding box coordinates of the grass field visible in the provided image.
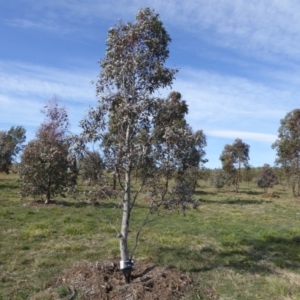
[1,173,300,299]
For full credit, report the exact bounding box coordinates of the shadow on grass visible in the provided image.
[194,190,218,196]
[241,190,263,196]
[0,182,19,190]
[154,235,300,275]
[25,199,120,209]
[200,198,271,205]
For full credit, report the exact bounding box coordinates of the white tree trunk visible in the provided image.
[119,125,132,283]
[120,168,130,261]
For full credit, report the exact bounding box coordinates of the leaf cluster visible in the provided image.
[19,101,77,203]
[0,126,26,173]
[272,109,300,169]
[220,138,250,192]
[210,169,227,189]
[256,164,278,191]
[78,150,105,185]
[272,109,300,196]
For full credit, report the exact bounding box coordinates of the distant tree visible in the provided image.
[79,8,205,283]
[256,164,278,192]
[79,150,104,185]
[152,92,207,197]
[19,100,77,203]
[166,178,199,215]
[0,126,26,173]
[220,138,250,192]
[201,168,212,183]
[273,166,286,188]
[242,165,255,186]
[210,169,227,190]
[175,128,207,177]
[180,166,202,194]
[272,109,300,196]
[220,146,236,188]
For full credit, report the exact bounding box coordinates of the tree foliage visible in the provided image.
[220,138,250,192]
[256,164,278,191]
[19,100,77,203]
[242,165,255,186]
[152,92,207,198]
[210,169,227,190]
[272,109,300,196]
[78,151,104,185]
[0,126,26,173]
[79,8,206,282]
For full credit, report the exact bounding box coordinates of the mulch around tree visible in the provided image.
[53,260,194,299]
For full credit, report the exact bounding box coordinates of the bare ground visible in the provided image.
[49,260,193,299]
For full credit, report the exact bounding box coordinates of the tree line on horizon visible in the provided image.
[1,107,298,195]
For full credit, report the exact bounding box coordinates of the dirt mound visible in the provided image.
[54,260,193,299]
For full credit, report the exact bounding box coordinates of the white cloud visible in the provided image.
[0,61,97,137]
[172,68,296,130]
[0,95,43,127]
[157,1,300,60]
[1,60,296,140]
[206,130,277,143]
[0,61,96,102]
[8,0,300,62]
[4,19,64,33]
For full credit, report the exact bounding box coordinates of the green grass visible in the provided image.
[1,174,300,299]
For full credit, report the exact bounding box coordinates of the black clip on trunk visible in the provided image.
[120,260,134,284]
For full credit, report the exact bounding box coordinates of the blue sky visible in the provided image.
[1,0,300,168]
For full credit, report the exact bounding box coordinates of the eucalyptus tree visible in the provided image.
[80,8,206,282]
[272,109,300,196]
[154,92,207,171]
[79,150,104,185]
[153,92,189,199]
[256,164,278,192]
[242,165,255,186]
[220,138,250,192]
[0,126,26,173]
[210,169,227,190]
[152,92,207,196]
[19,100,77,203]
[174,128,207,183]
[219,144,237,188]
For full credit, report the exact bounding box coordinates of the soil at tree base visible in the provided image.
[52,259,193,299]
